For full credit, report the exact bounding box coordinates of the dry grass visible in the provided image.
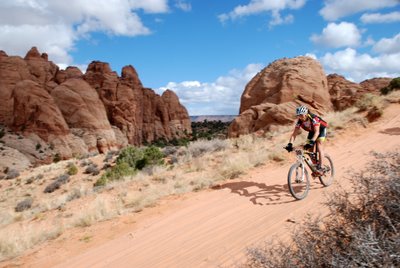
[383,90,400,103]
[0,224,63,260]
[0,102,395,262]
[243,151,400,268]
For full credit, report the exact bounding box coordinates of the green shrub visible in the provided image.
[95,146,165,187]
[142,146,164,167]
[381,77,400,95]
[53,153,61,163]
[67,164,78,175]
[116,146,144,168]
[94,162,135,187]
[117,146,164,170]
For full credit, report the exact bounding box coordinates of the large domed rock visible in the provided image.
[229,56,333,137]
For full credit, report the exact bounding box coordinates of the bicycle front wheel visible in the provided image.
[318,155,335,187]
[287,162,310,200]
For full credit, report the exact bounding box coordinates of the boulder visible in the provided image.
[229,56,333,137]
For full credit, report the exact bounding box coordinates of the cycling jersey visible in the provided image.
[295,113,328,132]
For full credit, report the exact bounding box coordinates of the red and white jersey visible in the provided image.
[295,114,327,132]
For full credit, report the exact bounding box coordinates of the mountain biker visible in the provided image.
[285,105,328,173]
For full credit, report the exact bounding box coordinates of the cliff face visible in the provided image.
[0,47,191,169]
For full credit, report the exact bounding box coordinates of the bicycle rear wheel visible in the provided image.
[318,155,335,187]
[288,162,310,200]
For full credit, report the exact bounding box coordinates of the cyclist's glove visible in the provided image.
[303,140,315,150]
[285,143,293,152]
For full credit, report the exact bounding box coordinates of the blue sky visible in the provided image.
[0,0,399,115]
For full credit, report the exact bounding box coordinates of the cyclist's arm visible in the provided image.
[310,124,320,142]
[289,127,301,143]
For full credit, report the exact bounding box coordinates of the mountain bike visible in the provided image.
[286,144,335,200]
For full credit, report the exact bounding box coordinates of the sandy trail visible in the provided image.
[7,105,400,268]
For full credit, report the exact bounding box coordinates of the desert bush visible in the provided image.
[116,145,164,170]
[84,164,100,175]
[141,146,164,167]
[103,151,114,163]
[15,198,33,212]
[355,93,383,112]
[243,151,400,268]
[80,159,91,167]
[5,169,20,180]
[381,77,400,95]
[162,146,178,157]
[187,139,230,158]
[53,153,61,163]
[94,162,135,187]
[44,174,70,193]
[116,146,144,167]
[66,163,78,175]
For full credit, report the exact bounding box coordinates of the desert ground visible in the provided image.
[1,103,400,268]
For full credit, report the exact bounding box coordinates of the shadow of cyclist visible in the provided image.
[214,181,295,205]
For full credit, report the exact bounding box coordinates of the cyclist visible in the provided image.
[285,105,328,173]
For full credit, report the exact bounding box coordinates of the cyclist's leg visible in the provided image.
[316,127,327,168]
[306,132,314,152]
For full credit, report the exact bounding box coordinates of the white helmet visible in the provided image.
[296,105,308,115]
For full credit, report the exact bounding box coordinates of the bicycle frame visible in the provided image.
[295,149,318,178]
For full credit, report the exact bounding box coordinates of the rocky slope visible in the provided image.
[0,47,191,172]
[228,56,392,137]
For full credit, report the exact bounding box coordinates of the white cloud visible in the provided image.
[0,24,75,64]
[269,10,294,28]
[175,0,191,12]
[310,22,362,48]
[373,33,400,54]
[361,11,400,24]
[320,0,399,21]
[218,0,306,27]
[0,0,169,66]
[157,64,263,115]
[319,48,400,82]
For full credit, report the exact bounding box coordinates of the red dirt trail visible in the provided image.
[5,104,400,268]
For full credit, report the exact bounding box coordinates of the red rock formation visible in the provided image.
[360,78,392,94]
[327,74,362,110]
[0,47,191,168]
[12,80,70,139]
[162,89,191,137]
[84,61,191,145]
[327,74,391,110]
[51,78,117,153]
[229,56,333,137]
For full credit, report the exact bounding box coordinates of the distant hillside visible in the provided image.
[190,115,236,122]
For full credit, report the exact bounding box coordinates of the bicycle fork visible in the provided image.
[296,158,306,183]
